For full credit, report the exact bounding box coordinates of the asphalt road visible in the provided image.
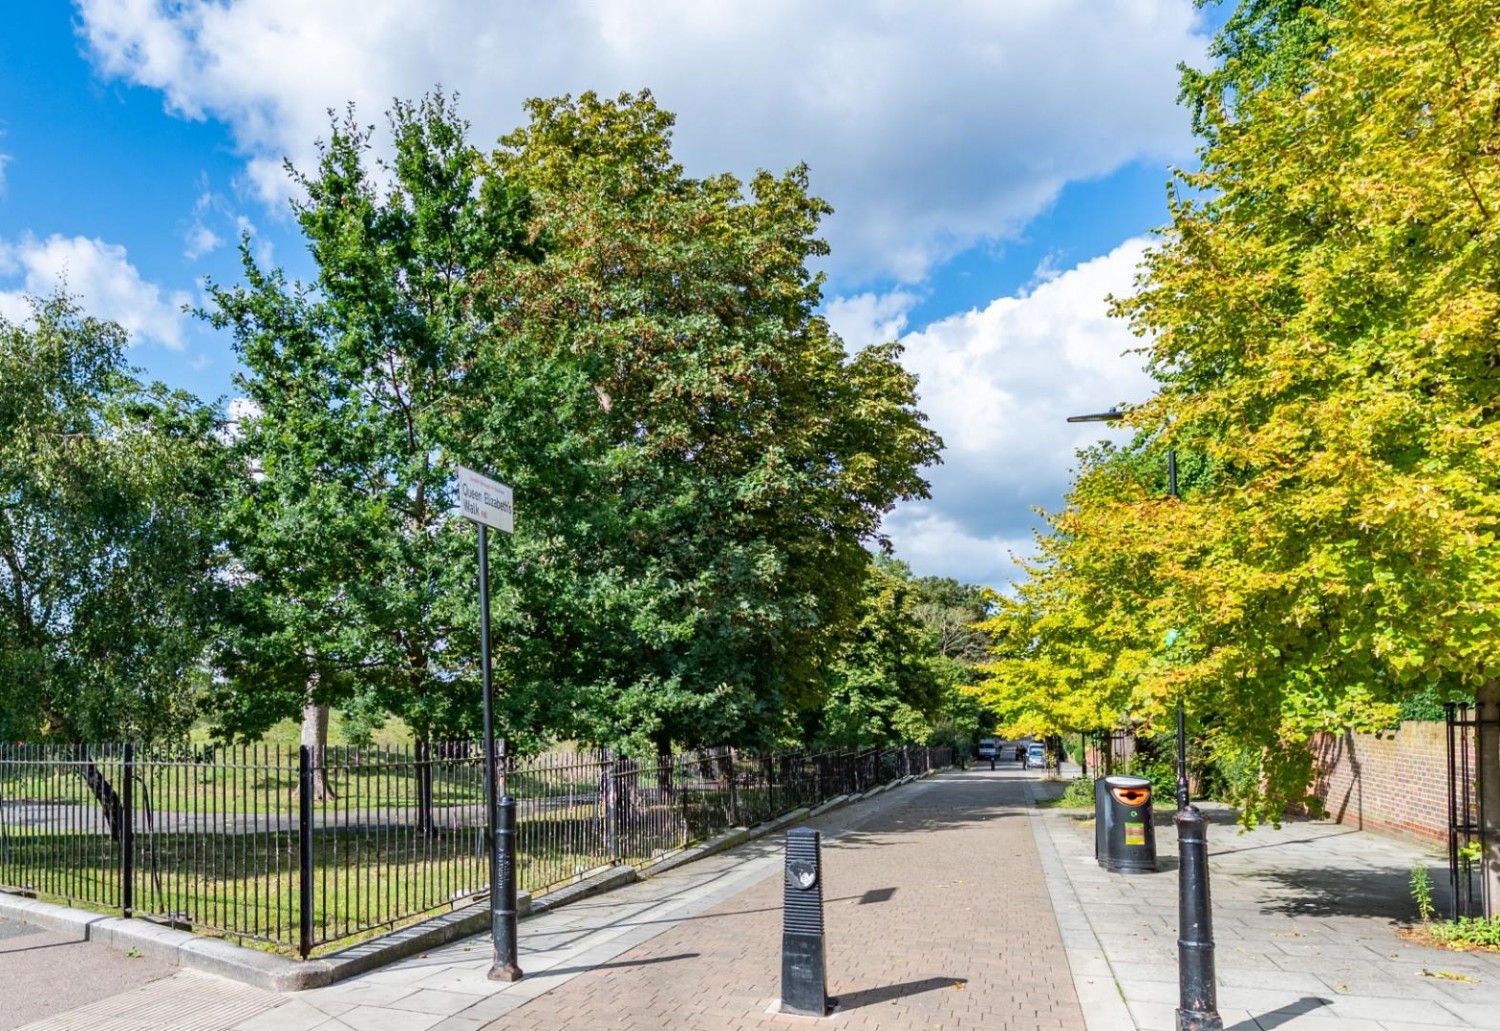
[0,916,176,1030]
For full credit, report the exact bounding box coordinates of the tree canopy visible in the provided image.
[977,0,1500,821]
[205,93,537,745]
[473,91,944,751]
[0,297,229,742]
[207,89,943,754]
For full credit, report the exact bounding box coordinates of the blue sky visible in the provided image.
[1,1,1225,589]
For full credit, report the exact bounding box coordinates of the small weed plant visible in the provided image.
[1410,864,1435,925]
[1408,854,1500,952]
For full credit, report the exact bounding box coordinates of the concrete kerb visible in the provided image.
[0,767,948,993]
[1024,778,1137,1031]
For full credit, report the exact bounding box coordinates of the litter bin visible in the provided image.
[1094,775,1156,873]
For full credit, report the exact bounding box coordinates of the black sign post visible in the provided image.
[459,467,521,983]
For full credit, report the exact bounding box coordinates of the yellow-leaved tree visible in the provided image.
[984,0,1500,904]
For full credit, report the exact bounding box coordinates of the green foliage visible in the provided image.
[1059,776,1097,808]
[1200,743,1263,807]
[472,90,942,750]
[983,0,1500,825]
[1411,864,1436,925]
[209,89,942,753]
[1396,683,1472,725]
[204,92,539,744]
[1431,917,1500,950]
[817,560,947,748]
[0,296,231,741]
[1181,0,1342,135]
[1121,755,1179,806]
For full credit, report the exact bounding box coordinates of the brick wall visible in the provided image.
[1308,722,1451,845]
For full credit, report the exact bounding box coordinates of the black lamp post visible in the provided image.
[1067,408,1220,1031]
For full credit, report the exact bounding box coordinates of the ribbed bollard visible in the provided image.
[780,827,831,1016]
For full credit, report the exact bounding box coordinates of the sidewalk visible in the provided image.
[1031,784,1500,1031]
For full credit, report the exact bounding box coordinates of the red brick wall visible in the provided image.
[1308,722,1451,845]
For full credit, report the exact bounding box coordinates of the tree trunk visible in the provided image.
[300,695,335,801]
[654,736,674,801]
[81,759,124,842]
[414,737,437,837]
[1478,680,1500,919]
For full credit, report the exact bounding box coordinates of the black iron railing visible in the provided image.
[1445,703,1495,920]
[0,741,949,956]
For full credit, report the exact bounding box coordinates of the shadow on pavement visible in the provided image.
[833,975,968,1011]
[1225,994,1333,1030]
[1249,863,1432,922]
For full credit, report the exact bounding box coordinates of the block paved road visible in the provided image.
[478,768,1084,1031]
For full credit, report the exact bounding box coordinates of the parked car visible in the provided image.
[1025,743,1047,769]
[976,738,1000,760]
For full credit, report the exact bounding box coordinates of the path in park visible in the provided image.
[472,768,1082,1031]
[4,768,1085,1031]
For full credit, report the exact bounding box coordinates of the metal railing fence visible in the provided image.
[0,741,949,956]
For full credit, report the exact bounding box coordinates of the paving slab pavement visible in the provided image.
[1030,782,1500,1031]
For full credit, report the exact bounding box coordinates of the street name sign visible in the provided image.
[457,466,513,534]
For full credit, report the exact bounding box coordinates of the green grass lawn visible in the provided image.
[0,796,714,956]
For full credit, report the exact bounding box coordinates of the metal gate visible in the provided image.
[1445,702,1496,919]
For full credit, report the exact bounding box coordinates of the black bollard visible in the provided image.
[781,827,831,1016]
[1175,805,1221,1031]
[489,794,523,982]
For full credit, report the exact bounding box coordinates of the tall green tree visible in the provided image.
[475,91,943,753]
[0,296,229,743]
[205,93,538,778]
[817,560,948,749]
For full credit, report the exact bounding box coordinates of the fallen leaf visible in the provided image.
[1420,969,1479,984]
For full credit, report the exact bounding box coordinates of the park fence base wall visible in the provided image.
[1306,721,1449,845]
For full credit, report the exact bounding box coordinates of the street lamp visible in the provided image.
[1065,409,1188,811]
[1067,407,1220,1031]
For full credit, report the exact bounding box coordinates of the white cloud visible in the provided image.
[0,153,10,196]
[881,507,1037,591]
[883,238,1155,588]
[825,289,921,350]
[0,234,191,348]
[184,223,222,260]
[75,0,1207,286]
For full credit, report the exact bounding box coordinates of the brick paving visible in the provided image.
[481,770,1085,1031]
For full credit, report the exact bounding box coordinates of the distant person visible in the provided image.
[1015,744,1026,767]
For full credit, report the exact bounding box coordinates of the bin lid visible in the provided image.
[1103,775,1151,789]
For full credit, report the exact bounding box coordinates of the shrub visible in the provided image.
[1431,917,1500,950]
[1058,777,1096,808]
